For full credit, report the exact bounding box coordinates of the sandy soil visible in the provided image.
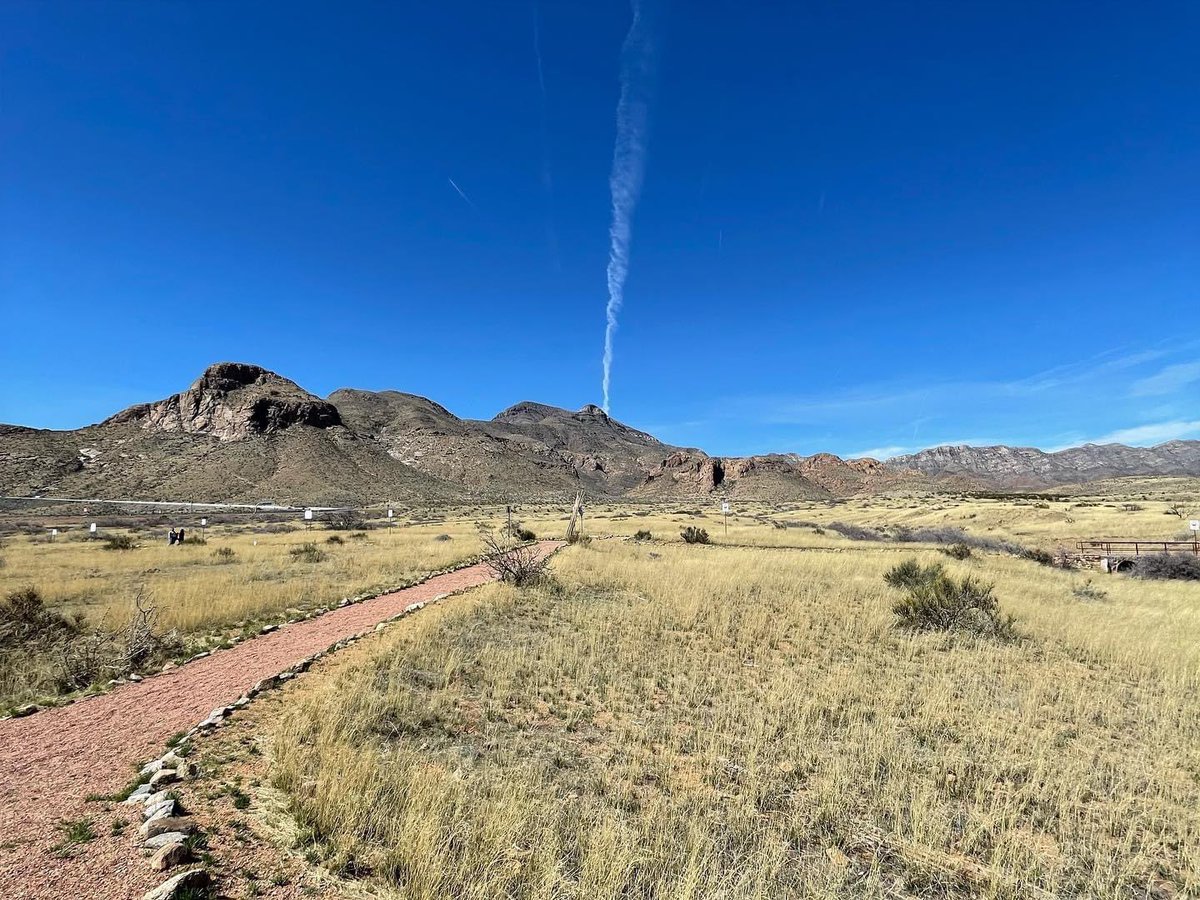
[0,541,559,900]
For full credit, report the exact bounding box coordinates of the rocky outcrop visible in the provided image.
[106,362,341,442]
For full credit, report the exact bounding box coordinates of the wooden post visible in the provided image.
[565,491,584,542]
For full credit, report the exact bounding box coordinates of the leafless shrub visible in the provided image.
[481,531,548,586]
[325,509,366,530]
[1133,553,1200,581]
[1166,502,1188,519]
[123,593,172,669]
[58,632,118,690]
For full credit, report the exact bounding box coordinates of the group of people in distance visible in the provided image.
[167,527,187,545]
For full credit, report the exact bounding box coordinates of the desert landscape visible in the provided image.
[1,365,1199,898]
[5,2,1195,897]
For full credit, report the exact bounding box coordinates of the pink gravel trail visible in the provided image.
[0,541,560,900]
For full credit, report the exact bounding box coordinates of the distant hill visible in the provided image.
[2,361,1196,504]
[889,442,1200,489]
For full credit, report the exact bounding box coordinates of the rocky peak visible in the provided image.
[105,362,341,442]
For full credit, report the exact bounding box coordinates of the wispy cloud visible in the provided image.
[1085,419,1200,446]
[602,0,655,413]
[849,445,913,460]
[1130,362,1200,397]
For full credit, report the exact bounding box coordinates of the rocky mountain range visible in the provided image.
[892,442,1200,489]
[1,362,1197,504]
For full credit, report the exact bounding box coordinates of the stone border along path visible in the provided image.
[0,540,561,900]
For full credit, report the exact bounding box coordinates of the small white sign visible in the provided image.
[303,509,313,521]
[200,518,208,527]
[1191,520,1199,532]
[51,528,58,537]
[387,509,394,519]
[721,502,730,514]
[89,522,97,533]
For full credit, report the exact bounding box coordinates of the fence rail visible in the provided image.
[1076,540,1200,557]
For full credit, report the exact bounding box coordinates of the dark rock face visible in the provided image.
[106,362,341,442]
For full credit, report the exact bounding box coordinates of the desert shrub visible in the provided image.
[1020,547,1056,567]
[326,509,366,531]
[289,543,327,564]
[481,531,549,586]
[941,543,973,560]
[567,532,592,546]
[883,559,945,591]
[0,587,81,648]
[434,534,452,542]
[182,534,207,546]
[1133,553,1200,581]
[211,547,236,563]
[1073,580,1109,602]
[516,528,536,542]
[349,532,370,541]
[633,529,652,541]
[326,535,345,545]
[888,564,1015,639]
[827,522,885,541]
[102,534,138,551]
[1122,503,1143,512]
[680,527,710,545]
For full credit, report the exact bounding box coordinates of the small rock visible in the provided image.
[144,799,177,821]
[160,662,176,673]
[404,602,425,614]
[260,624,279,634]
[140,816,195,841]
[148,769,178,789]
[143,831,188,850]
[233,696,250,709]
[124,783,154,804]
[13,704,38,718]
[149,840,191,872]
[187,652,209,662]
[129,673,144,683]
[141,868,209,900]
[159,751,185,769]
[140,759,163,777]
[277,671,294,682]
[375,623,388,632]
[142,789,172,808]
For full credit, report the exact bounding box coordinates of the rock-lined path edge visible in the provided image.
[0,541,561,900]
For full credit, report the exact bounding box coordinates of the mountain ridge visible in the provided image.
[2,361,1198,503]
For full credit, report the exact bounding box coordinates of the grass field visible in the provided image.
[0,519,486,709]
[268,537,1200,899]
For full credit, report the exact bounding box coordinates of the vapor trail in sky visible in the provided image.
[601,0,654,413]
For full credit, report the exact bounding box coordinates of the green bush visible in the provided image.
[0,587,81,648]
[886,561,1015,639]
[326,535,345,545]
[515,528,536,542]
[941,543,973,560]
[680,527,710,545]
[102,534,138,551]
[883,559,945,591]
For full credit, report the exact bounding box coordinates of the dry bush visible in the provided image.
[633,529,652,541]
[680,526,710,544]
[102,534,138,551]
[481,531,548,586]
[326,509,366,531]
[1134,553,1200,581]
[289,543,327,564]
[886,560,1016,639]
[0,587,81,648]
[942,543,973,560]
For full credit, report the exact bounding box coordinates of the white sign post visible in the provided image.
[89,522,97,536]
[721,501,730,536]
[50,528,58,541]
[304,508,313,532]
[1191,521,1199,554]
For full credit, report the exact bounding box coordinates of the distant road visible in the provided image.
[0,495,351,512]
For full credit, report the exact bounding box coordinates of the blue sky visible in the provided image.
[2,1,1196,458]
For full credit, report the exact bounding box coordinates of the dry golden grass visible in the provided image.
[0,520,486,707]
[269,538,1200,899]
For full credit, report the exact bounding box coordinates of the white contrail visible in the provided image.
[601,0,654,414]
[447,176,479,211]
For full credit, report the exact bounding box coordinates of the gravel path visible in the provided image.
[0,541,560,899]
